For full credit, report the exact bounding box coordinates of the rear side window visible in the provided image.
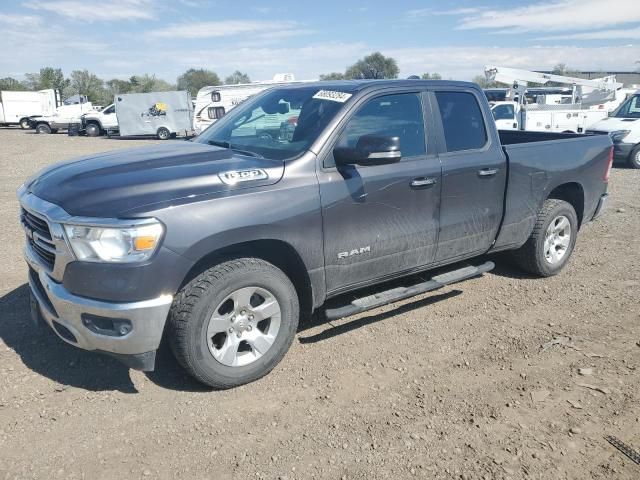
[435,91,487,152]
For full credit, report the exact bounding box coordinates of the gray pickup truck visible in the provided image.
[19,80,612,388]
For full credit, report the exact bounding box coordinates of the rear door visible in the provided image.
[318,90,441,293]
[431,89,507,262]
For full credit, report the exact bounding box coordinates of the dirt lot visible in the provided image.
[0,127,638,480]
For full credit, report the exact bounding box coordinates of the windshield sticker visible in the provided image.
[312,90,352,103]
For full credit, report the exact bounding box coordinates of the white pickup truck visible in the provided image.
[81,104,118,136]
[491,101,608,134]
[30,98,97,134]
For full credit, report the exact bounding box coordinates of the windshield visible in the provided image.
[611,94,640,118]
[193,86,353,160]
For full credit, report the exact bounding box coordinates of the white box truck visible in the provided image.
[0,89,60,129]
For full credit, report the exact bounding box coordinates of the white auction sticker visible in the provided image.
[312,90,353,103]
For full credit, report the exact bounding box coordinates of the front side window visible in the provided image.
[492,104,514,121]
[435,91,488,152]
[195,86,351,160]
[336,93,426,160]
[103,105,115,114]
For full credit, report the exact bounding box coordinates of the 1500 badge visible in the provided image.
[337,246,371,259]
[219,169,268,185]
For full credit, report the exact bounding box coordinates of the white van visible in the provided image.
[586,91,640,169]
[193,74,312,134]
[491,101,608,134]
[0,89,60,129]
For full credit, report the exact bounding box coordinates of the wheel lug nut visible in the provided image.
[228,327,233,333]
[249,315,254,320]
[247,325,253,331]
[241,310,246,315]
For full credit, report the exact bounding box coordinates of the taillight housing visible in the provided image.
[604,146,613,182]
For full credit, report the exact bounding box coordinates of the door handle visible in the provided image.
[410,177,438,188]
[478,168,499,177]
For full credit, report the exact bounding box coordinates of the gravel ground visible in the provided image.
[0,127,638,480]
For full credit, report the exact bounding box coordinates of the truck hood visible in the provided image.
[589,116,640,133]
[25,141,285,217]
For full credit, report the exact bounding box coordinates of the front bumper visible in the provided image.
[18,190,175,370]
[26,243,173,369]
[613,142,634,160]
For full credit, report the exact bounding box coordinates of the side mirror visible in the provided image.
[334,135,401,166]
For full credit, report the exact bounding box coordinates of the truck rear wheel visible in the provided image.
[20,118,30,129]
[35,123,51,134]
[85,123,101,137]
[511,199,578,277]
[167,258,299,389]
[157,127,170,140]
[629,146,640,169]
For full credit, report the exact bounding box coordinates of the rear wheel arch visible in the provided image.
[547,182,585,227]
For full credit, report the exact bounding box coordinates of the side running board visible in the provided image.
[324,261,494,321]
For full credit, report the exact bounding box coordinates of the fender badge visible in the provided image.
[219,169,268,185]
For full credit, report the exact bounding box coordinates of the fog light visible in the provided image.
[81,314,133,337]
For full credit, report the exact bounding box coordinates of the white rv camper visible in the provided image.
[193,73,311,134]
[0,89,60,128]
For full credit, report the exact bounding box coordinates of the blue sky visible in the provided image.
[1,0,639,83]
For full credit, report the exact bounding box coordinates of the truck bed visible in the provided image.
[498,129,583,145]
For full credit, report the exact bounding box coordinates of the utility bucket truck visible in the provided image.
[484,66,621,134]
[0,89,60,129]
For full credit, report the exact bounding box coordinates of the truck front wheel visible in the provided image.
[35,123,51,134]
[85,123,101,137]
[629,146,640,169]
[20,118,30,129]
[511,199,578,277]
[167,258,299,389]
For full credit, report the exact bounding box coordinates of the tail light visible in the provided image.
[604,146,613,182]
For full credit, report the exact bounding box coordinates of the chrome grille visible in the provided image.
[21,208,56,270]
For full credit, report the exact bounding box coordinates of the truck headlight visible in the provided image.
[63,221,164,263]
[609,130,630,143]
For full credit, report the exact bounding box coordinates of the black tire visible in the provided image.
[36,123,51,134]
[20,118,30,129]
[85,123,101,137]
[157,127,170,140]
[168,258,299,389]
[511,199,578,277]
[629,146,640,169]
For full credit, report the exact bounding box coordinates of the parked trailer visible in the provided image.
[193,74,312,134]
[113,91,193,140]
[0,89,60,129]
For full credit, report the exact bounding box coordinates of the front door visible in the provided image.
[432,90,507,262]
[491,103,518,130]
[318,92,441,293]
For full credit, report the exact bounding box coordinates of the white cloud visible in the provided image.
[384,44,640,80]
[539,26,640,41]
[149,20,312,39]
[28,0,155,21]
[407,7,481,17]
[0,13,43,27]
[457,0,640,32]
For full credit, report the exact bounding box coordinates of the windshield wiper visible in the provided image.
[207,140,263,158]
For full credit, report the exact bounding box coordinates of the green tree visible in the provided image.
[472,75,500,88]
[0,77,26,91]
[225,70,251,84]
[176,68,220,94]
[23,67,69,91]
[421,72,442,80]
[344,52,399,80]
[63,69,107,104]
[319,72,345,80]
